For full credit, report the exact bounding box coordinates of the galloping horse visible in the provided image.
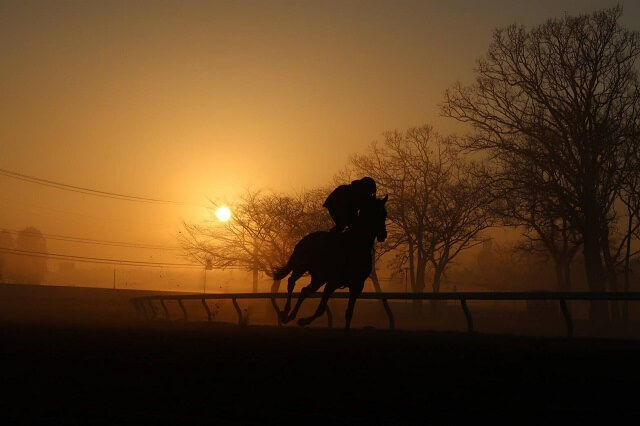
[273,195,388,330]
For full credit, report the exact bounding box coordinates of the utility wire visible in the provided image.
[0,195,182,229]
[0,247,202,269]
[0,227,182,251]
[0,167,193,205]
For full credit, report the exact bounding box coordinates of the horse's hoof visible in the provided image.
[297,318,311,327]
[279,312,291,324]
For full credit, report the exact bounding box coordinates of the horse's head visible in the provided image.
[359,194,388,243]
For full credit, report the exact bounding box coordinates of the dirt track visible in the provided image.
[1,284,639,423]
[1,321,639,424]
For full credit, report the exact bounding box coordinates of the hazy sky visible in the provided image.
[1,0,638,260]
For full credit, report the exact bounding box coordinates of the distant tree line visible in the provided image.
[0,227,48,285]
[344,126,493,300]
[181,6,640,322]
[180,189,332,292]
[180,129,494,300]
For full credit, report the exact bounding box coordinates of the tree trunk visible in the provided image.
[432,268,442,293]
[413,255,427,312]
[623,213,633,321]
[252,268,258,293]
[369,251,395,329]
[554,261,566,292]
[601,238,620,320]
[582,227,608,323]
[430,266,444,314]
[408,242,416,292]
[415,260,426,293]
[564,261,572,292]
[553,257,571,292]
[252,242,259,293]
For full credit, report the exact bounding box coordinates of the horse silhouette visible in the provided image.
[273,195,388,330]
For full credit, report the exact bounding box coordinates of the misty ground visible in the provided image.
[1,284,639,423]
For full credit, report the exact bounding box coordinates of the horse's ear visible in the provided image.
[382,194,388,203]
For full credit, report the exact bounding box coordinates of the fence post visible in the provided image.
[160,299,170,320]
[559,299,573,338]
[461,299,473,333]
[269,296,282,327]
[232,298,244,326]
[177,299,188,321]
[201,298,212,322]
[148,299,158,320]
[382,298,395,330]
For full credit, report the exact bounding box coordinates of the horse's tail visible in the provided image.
[272,258,293,281]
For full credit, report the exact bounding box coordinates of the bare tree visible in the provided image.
[349,125,493,300]
[180,189,332,292]
[490,158,582,291]
[428,160,494,294]
[612,142,640,320]
[442,6,640,320]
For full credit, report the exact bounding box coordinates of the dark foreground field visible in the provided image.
[1,284,639,424]
[1,320,640,424]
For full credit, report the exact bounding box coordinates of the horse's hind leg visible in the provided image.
[345,281,364,331]
[283,277,323,324]
[298,283,335,327]
[281,268,305,318]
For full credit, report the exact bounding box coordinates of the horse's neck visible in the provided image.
[344,225,375,251]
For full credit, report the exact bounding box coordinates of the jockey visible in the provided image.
[323,177,377,232]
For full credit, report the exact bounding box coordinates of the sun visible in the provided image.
[215,206,231,222]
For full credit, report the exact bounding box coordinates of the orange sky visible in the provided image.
[1,0,638,265]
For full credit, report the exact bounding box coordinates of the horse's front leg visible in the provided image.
[345,281,364,331]
[298,282,334,327]
[279,269,304,322]
[283,275,296,314]
[283,277,322,324]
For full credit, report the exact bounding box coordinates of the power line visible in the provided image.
[0,227,182,251]
[0,167,193,205]
[0,247,202,269]
[0,195,182,229]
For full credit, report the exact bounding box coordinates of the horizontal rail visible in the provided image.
[132,291,640,301]
[131,291,640,337]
